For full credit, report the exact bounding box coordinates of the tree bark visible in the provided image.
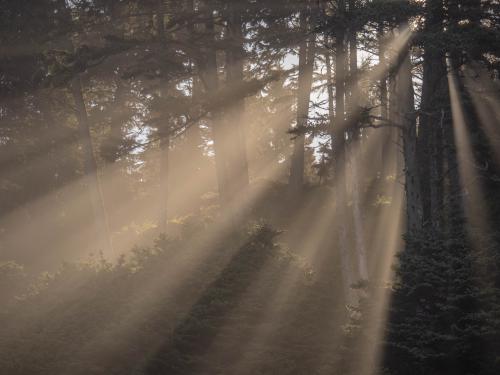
[197,0,251,210]
[335,0,355,305]
[346,24,368,282]
[325,45,335,148]
[289,7,316,194]
[206,29,228,205]
[378,24,390,172]
[387,37,404,178]
[418,0,447,229]
[394,46,423,233]
[185,0,203,164]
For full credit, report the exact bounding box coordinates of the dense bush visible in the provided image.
[383,229,500,375]
[0,221,343,375]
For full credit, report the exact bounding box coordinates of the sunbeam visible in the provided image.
[1,2,498,375]
[447,59,490,238]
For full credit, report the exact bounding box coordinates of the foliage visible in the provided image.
[0,222,341,375]
[382,228,500,375]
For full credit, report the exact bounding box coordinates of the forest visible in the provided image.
[1,0,500,374]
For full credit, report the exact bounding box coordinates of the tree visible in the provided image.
[289,1,317,194]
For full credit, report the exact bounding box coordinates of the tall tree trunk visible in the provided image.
[346,25,368,282]
[444,0,466,231]
[197,0,251,210]
[199,3,231,207]
[385,29,404,179]
[443,63,464,233]
[334,0,355,305]
[58,1,113,253]
[289,6,316,195]
[378,24,390,172]
[186,73,205,170]
[70,76,113,254]
[325,45,335,149]
[185,0,203,157]
[394,45,423,233]
[418,0,447,229]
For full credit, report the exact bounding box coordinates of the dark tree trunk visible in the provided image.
[289,6,316,195]
[199,4,231,207]
[394,46,423,233]
[346,24,368,282]
[197,0,250,210]
[334,0,355,305]
[325,45,335,147]
[418,0,447,229]
[378,24,389,171]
